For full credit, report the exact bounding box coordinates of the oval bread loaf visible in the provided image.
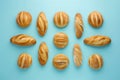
[37,12,48,36]
[88,11,103,28]
[10,34,36,46]
[38,42,48,65]
[88,54,103,69]
[54,12,69,28]
[16,11,32,27]
[75,13,84,38]
[17,53,32,68]
[73,44,82,67]
[53,54,69,70]
[84,35,111,46]
[53,32,68,48]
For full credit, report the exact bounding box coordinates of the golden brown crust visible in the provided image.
[38,42,48,65]
[73,44,82,67]
[10,34,36,46]
[88,54,103,69]
[88,11,103,28]
[37,12,48,36]
[16,11,32,27]
[17,53,32,68]
[75,13,84,38]
[84,35,111,46]
[53,32,68,48]
[53,54,69,70]
[54,12,69,28]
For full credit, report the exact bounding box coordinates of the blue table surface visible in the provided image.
[0,0,120,80]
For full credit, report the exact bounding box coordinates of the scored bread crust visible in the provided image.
[53,32,68,48]
[75,13,84,38]
[88,11,103,28]
[88,54,103,69]
[10,34,36,46]
[73,44,82,67]
[37,12,48,36]
[38,42,48,65]
[17,53,32,68]
[54,12,69,28]
[53,54,69,70]
[16,11,32,27]
[84,35,111,46]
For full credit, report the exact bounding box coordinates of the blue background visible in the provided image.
[0,0,120,80]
